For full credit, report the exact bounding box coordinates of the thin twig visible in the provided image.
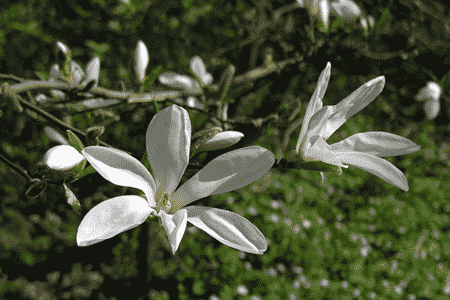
[0,152,33,182]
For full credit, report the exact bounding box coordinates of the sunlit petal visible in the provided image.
[146,105,190,200]
[190,56,213,85]
[82,146,156,206]
[296,62,331,153]
[320,76,385,140]
[330,132,421,157]
[170,146,274,212]
[135,40,149,83]
[158,209,187,254]
[77,195,153,246]
[336,151,409,191]
[186,206,267,254]
[84,56,100,87]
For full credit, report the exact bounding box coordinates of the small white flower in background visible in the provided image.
[135,40,149,83]
[186,96,204,109]
[44,126,69,145]
[56,41,69,56]
[44,145,85,171]
[296,62,421,191]
[77,105,274,254]
[190,55,213,86]
[158,55,212,92]
[415,81,441,120]
[297,0,330,30]
[330,0,361,23]
[199,131,244,151]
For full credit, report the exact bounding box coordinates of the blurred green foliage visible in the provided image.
[1,0,450,299]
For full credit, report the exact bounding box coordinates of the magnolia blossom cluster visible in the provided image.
[40,54,422,254]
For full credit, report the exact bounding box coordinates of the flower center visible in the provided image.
[156,192,172,213]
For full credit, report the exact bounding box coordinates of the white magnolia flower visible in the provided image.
[77,105,274,254]
[296,62,420,191]
[135,40,149,83]
[297,0,330,30]
[415,81,441,120]
[158,55,212,92]
[330,0,361,23]
[44,145,85,171]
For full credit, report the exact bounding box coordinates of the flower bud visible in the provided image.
[56,41,69,56]
[199,131,244,151]
[44,126,69,145]
[82,56,100,87]
[70,60,85,85]
[158,72,202,94]
[43,145,84,171]
[190,56,213,86]
[424,98,440,120]
[135,40,149,83]
[415,81,441,102]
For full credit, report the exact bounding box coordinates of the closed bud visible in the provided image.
[43,145,85,171]
[158,72,202,94]
[424,98,440,120]
[82,56,100,87]
[199,131,244,151]
[70,60,85,85]
[330,0,361,23]
[135,40,149,83]
[415,81,441,102]
[190,56,213,86]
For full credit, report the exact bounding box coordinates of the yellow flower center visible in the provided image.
[156,193,172,213]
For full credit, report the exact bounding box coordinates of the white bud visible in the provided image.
[44,145,84,171]
[415,82,442,102]
[199,131,244,151]
[186,97,204,109]
[56,41,69,56]
[70,60,85,85]
[190,56,213,86]
[83,56,101,87]
[158,72,202,94]
[424,98,440,120]
[135,40,149,83]
[44,126,69,145]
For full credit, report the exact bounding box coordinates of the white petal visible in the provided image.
[170,146,275,212]
[49,64,61,80]
[296,62,331,153]
[330,132,421,157]
[83,56,100,87]
[158,209,187,254]
[424,98,440,120]
[135,40,149,83]
[70,60,85,85]
[77,195,152,246]
[190,56,213,85]
[304,136,348,168]
[82,146,156,206]
[146,105,191,200]
[336,151,409,191]
[158,72,202,93]
[185,206,267,254]
[44,145,84,171]
[320,76,385,140]
[200,131,244,151]
[319,0,330,28]
[330,0,361,22]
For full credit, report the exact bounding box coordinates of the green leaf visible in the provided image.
[76,165,97,181]
[375,8,389,29]
[66,130,85,152]
[331,18,343,29]
[141,65,164,91]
